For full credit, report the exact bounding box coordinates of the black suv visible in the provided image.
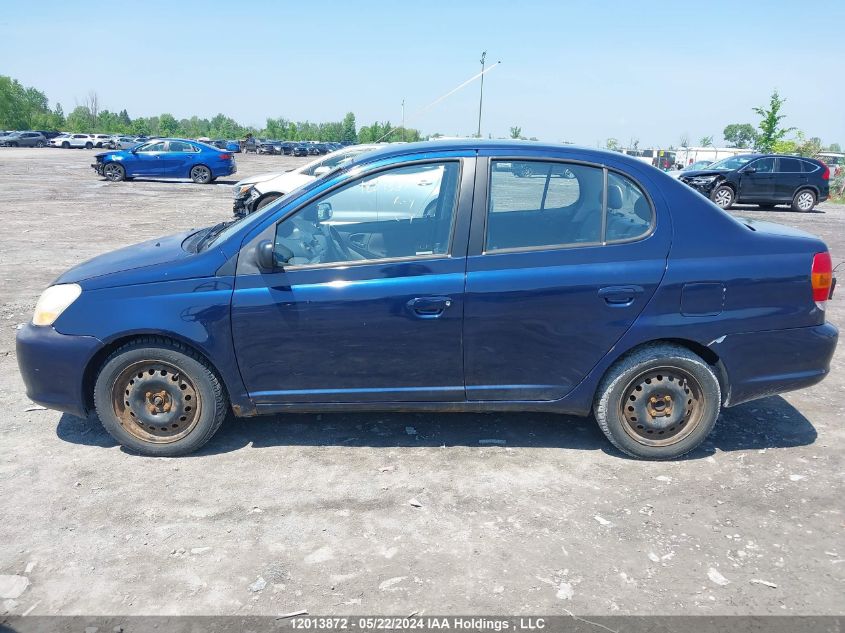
[679,154,830,212]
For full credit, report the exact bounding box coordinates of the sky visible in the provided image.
[1,0,843,148]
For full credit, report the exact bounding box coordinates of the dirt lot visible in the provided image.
[0,148,843,617]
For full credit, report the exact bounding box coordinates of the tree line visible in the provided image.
[0,75,423,143]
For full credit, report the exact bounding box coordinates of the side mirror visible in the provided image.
[316,202,333,222]
[742,166,756,174]
[313,166,331,177]
[256,240,294,270]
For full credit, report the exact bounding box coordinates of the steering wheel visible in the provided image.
[323,223,353,261]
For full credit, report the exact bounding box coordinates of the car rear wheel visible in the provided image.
[103,162,126,182]
[593,344,721,460]
[711,185,734,209]
[792,189,816,212]
[85,142,93,149]
[190,165,212,184]
[36,140,45,148]
[93,337,228,456]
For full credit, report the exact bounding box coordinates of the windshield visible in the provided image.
[682,160,712,171]
[707,156,755,170]
[302,146,375,177]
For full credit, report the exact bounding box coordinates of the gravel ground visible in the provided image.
[0,148,842,617]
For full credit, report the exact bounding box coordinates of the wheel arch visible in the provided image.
[82,332,234,416]
[188,162,213,180]
[594,337,730,407]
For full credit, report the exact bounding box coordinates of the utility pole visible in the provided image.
[477,51,486,138]
[401,99,405,142]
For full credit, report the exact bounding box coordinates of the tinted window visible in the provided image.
[168,141,197,152]
[487,161,602,251]
[606,172,653,242]
[801,161,819,173]
[778,157,802,172]
[273,161,460,266]
[751,157,775,173]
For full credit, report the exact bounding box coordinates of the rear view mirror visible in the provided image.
[316,202,333,222]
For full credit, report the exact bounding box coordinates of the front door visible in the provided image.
[128,140,166,178]
[231,157,474,405]
[463,157,670,401]
[737,156,776,202]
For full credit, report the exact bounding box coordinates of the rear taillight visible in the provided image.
[820,164,830,180]
[219,153,232,160]
[811,251,833,309]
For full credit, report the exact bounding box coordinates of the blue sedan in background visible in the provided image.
[92,138,237,184]
[19,140,837,459]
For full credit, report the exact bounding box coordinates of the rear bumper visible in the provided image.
[720,322,838,406]
[16,323,104,419]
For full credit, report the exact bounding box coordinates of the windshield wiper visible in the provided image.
[196,221,231,252]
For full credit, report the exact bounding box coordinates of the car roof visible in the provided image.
[346,139,653,168]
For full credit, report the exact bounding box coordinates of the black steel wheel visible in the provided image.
[94,337,228,456]
[594,344,721,459]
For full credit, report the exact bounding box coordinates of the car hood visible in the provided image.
[234,171,283,187]
[255,171,313,194]
[679,169,732,178]
[94,149,130,160]
[55,230,198,286]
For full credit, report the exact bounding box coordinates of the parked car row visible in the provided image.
[256,141,344,156]
[20,139,838,460]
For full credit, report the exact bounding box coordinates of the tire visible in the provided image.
[85,142,93,149]
[792,189,816,212]
[93,337,228,456]
[255,192,282,210]
[593,343,721,460]
[710,184,734,209]
[103,162,126,182]
[36,141,45,148]
[190,164,212,184]
[61,141,70,149]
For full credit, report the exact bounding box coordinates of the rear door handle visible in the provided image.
[598,285,644,306]
[407,296,452,319]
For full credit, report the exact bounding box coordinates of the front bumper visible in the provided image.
[92,162,104,175]
[16,323,104,419]
[679,177,718,197]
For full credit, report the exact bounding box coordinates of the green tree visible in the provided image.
[158,113,179,136]
[66,105,93,132]
[509,125,522,139]
[699,135,713,148]
[341,112,356,143]
[605,138,619,151]
[723,123,757,148]
[828,142,841,152]
[753,90,795,153]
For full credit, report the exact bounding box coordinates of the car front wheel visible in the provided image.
[93,337,228,456]
[593,344,721,460]
[792,189,816,212]
[36,140,45,147]
[103,162,126,182]
[711,185,734,209]
[190,165,212,184]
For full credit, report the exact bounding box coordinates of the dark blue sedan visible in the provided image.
[19,140,837,459]
[92,138,237,184]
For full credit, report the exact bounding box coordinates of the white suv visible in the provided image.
[54,134,95,149]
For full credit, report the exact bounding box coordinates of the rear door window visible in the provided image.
[778,157,802,172]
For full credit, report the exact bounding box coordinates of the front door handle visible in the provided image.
[598,285,644,306]
[407,296,452,319]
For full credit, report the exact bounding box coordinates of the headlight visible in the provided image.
[233,183,255,199]
[690,175,718,185]
[32,284,82,326]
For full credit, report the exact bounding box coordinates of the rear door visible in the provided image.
[160,140,199,178]
[774,157,807,202]
[737,157,776,202]
[463,154,670,401]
